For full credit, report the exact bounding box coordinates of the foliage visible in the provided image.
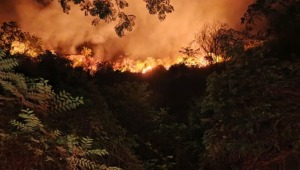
[143,0,174,20]
[179,46,200,57]
[2,1,299,168]
[242,0,300,31]
[0,49,83,114]
[0,47,121,169]
[114,12,136,37]
[196,50,300,169]
[102,81,160,134]
[214,28,265,59]
[0,109,120,170]
[242,0,300,56]
[191,21,228,61]
[57,0,173,36]
[51,90,84,113]
[15,50,144,169]
[183,21,265,64]
[0,21,43,57]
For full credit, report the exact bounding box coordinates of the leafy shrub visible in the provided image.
[197,50,300,169]
[0,109,120,170]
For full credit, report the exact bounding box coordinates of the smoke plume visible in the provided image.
[0,0,253,61]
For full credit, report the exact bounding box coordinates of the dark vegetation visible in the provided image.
[59,0,174,36]
[1,0,300,169]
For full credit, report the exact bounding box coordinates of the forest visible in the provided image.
[0,0,300,169]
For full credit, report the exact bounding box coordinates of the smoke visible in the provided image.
[0,0,253,61]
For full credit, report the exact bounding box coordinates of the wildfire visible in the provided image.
[10,41,42,57]
[65,53,216,74]
[9,41,221,74]
[67,54,99,72]
[10,41,26,55]
[9,41,220,74]
[142,66,153,74]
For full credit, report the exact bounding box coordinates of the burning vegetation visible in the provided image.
[3,20,263,74]
[1,0,300,170]
[66,52,212,74]
[5,20,262,75]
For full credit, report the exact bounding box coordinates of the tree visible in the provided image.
[242,0,300,55]
[183,22,240,64]
[242,0,300,31]
[102,81,160,134]
[181,21,266,65]
[57,0,174,36]
[215,28,265,59]
[178,22,224,64]
[192,48,300,169]
[0,21,43,57]
[193,21,227,59]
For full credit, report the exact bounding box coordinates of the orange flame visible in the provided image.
[65,53,219,74]
[10,41,221,74]
[10,41,42,57]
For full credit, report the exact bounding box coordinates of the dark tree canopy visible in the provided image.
[242,0,300,56]
[242,0,300,32]
[57,0,174,37]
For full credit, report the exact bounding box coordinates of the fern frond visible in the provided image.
[52,130,61,139]
[19,112,43,129]
[0,58,18,71]
[51,90,84,113]
[0,79,17,94]
[10,119,33,132]
[66,134,79,152]
[0,73,27,91]
[81,137,93,150]
[69,157,98,170]
[106,167,122,170]
[10,109,43,132]
[86,149,109,157]
[5,109,120,170]
[0,49,83,113]
[0,79,43,110]
[26,78,54,97]
[0,49,5,58]
[26,92,52,103]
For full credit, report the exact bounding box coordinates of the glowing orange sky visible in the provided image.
[0,0,253,61]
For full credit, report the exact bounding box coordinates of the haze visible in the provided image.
[0,0,253,61]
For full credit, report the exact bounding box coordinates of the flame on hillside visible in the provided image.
[9,40,230,74]
[9,40,216,74]
[66,53,216,74]
[10,41,41,57]
[10,39,262,74]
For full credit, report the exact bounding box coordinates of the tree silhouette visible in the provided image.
[57,0,174,36]
[0,21,43,57]
[242,0,300,30]
[242,0,300,55]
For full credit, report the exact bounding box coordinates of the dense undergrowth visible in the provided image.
[1,0,300,169]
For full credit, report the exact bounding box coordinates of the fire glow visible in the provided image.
[10,41,40,57]
[9,40,220,74]
[66,53,213,74]
[1,0,254,74]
